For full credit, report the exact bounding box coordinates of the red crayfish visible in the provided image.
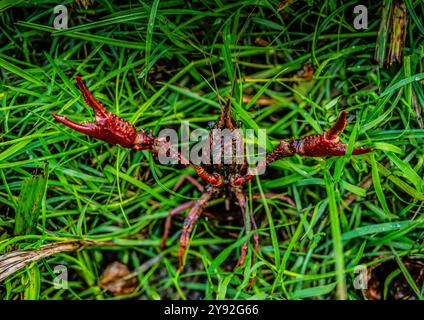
[53,76,372,271]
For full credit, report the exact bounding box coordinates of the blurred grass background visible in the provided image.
[0,0,423,300]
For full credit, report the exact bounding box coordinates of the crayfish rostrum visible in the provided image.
[53,76,372,270]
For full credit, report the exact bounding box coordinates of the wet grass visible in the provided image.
[0,0,423,300]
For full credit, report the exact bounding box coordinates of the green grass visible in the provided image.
[0,0,423,300]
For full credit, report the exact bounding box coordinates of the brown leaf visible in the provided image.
[99,261,138,296]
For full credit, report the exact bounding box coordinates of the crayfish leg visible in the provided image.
[160,201,195,249]
[233,189,260,270]
[177,190,214,272]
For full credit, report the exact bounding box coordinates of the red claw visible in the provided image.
[294,112,373,157]
[52,77,154,150]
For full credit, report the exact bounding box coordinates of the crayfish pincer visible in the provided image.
[53,76,372,271]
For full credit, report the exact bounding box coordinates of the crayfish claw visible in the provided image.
[52,77,154,149]
[326,111,347,140]
[52,113,98,135]
[74,76,108,119]
[352,147,374,155]
[294,112,372,157]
